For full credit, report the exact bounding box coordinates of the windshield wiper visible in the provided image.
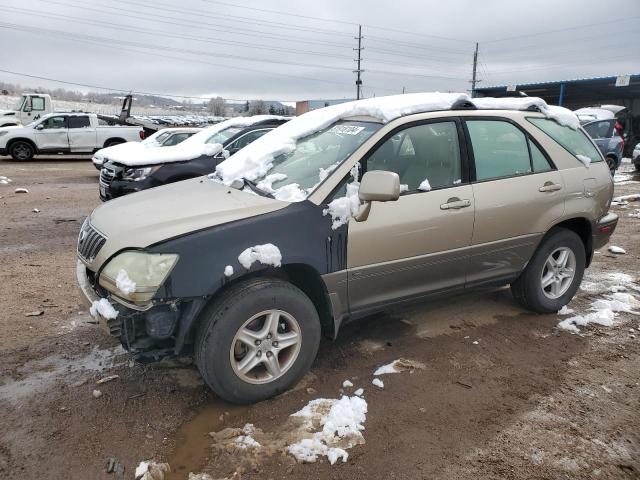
[243,178,274,198]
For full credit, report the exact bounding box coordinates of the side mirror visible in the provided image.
[35,124,44,130]
[354,170,400,222]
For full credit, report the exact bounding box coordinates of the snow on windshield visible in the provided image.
[96,115,286,167]
[213,93,579,202]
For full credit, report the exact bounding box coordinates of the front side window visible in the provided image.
[528,117,602,163]
[68,116,90,128]
[40,116,66,129]
[467,120,531,181]
[206,127,242,145]
[366,121,462,191]
[583,120,613,139]
[161,132,191,146]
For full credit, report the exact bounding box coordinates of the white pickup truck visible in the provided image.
[0,112,144,160]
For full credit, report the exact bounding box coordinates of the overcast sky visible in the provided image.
[1,0,639,102]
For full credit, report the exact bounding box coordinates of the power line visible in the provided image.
[198,0,473,44]
[354,25,364,100]
[483,14,640,43]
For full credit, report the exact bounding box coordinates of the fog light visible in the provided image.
[145,306,179,339]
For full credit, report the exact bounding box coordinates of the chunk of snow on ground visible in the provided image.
[372,378,384,388]
[629,209,640,219]
[418,178,431,191]
[472,340,479,345]
[342,380,353,388]
[608,246,626,254]
[575,154,592,167]
[89,298,118,320]
[224,265,234,277]
[14,187,28,193]
[558,306,574,315]
[557,291,639,333]
[613,193,640,203]
[32,208,40,213]
[287,395,367,465]
[354,388,364,396]
[238,243,282,269]
[373,358,426,376]
[115,269,136,295]
[0,175,12,184]
[134,460,170,479]
[235,434,261,449]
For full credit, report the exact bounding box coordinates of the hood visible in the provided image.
[87,177,287,268]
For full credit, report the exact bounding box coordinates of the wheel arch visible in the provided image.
[548,217,593,266]
[103,137,126,148]
[6,137,38,154]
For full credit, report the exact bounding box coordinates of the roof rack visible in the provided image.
[451,99,477,110]
[525,105,542,112]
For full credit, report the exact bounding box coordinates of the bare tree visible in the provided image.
[207,96,226,116]
[248,100,267,115]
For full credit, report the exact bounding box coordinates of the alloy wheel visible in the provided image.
[541,247,576,299]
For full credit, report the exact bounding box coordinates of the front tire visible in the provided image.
[195,278,321,404]
[10,141,35,161]
[605,156,617,174]
[511,228,585,313]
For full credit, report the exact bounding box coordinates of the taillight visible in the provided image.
[139,131,145,140]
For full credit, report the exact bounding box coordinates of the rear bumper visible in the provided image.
[592,212,618,250]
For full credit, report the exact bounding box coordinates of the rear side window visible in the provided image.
[528,117,602,163]
[466,120,531,180]
[229,129,271,150]
[68,116,91,128]
[529,141,552,172]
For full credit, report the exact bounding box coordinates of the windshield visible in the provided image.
[14,96,26,111]
[154,132,171,144]
[206,127,242,145]
[252,120,381,196]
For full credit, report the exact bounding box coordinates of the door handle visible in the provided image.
[440,198,471,210]
[538,182,562,192]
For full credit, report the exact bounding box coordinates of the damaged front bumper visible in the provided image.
[76,260,206,359]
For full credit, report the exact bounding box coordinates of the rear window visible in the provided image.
[527,117,602,164]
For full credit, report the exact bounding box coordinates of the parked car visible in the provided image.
[92,127,201,170]
[0,113,143,160]
[77,93,616,404]
[0,93,54,128]
[582,119,624,173]
[98,116,287,201]
[633,143,640,171]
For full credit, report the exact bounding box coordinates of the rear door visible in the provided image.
[464,118,564,286]
[35,115,69,151]
[68,115,97,152]
[346,119,475,312]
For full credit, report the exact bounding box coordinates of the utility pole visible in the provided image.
[354,25,364,100]
[470,42,479,98]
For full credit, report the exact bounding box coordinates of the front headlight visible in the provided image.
[122,166,159,181]
[98,251,178,305]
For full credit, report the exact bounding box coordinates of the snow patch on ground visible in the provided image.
[89,298,118,319]
[0,175,12,184]
[372,378,384,389]
[558,291,639,333]
[608,246,626,254]
[238,243,282,269]
[134,460,170,479]
[287,395,368,464]
[373,358,426,376]
[115,269,136,295]
[342,380,353,388]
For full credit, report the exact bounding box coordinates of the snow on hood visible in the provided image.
[100,115,287,167]
[215,92,580,186]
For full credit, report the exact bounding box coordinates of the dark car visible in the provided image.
[99,117,288,201]
[582,119,624,173]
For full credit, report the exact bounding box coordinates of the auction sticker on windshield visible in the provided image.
[330,125,366,135]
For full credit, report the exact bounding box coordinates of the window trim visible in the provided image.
[357,117,470,197]
[462,116,557,184]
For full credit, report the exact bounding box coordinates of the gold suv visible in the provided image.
[77,94,618,403]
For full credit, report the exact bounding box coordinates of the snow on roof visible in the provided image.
[574,107,615,122]
[215,92,579,185]
[100,115,286,167]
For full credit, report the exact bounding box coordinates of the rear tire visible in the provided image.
[511,228,585,313]
[104,139,124,148]
[10,141,35,161]
[195,278,321,404]
[605,156,616,174]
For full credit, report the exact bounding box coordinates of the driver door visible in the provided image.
[35,115,69,151]
[346,119,475,312]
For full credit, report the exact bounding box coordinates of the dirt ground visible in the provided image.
[0,156,639,480]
